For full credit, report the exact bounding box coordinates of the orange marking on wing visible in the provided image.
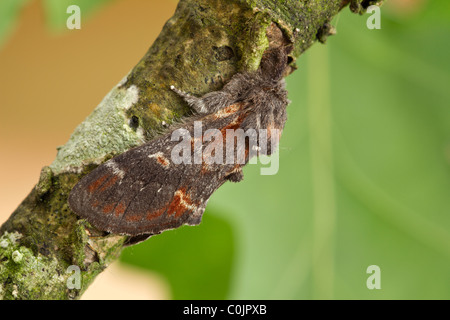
[218,113,250,163]
[114,202,126,217]
[99,175,119,192]
[149,152,170,168]
[167,187,196,218]
[157,155,169,166]
[146,207,166,221]
[213,103,243,119]
[87,174,108,193]
[102,203,114,214]
[220,112,248,138]
[167,192,184,217]
[125,214,142,222]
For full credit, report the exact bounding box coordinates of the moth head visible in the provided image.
[259,45,293,82]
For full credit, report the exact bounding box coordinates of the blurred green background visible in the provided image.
[1,0,449,299]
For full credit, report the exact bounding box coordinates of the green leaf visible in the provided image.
[0,0,31,49]
[120,211,235,299]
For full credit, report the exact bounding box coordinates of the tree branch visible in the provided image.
[0,0,380,300]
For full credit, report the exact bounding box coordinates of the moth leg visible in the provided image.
[170,85,209,114]
[225,168,244,183]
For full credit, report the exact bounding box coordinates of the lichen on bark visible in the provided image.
[0,0,381,299]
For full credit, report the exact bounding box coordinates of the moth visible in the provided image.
[68,45,292,238]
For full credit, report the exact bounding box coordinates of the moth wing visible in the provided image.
[68,140,211,236]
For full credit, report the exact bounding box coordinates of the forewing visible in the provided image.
[69,101,257,236]
[68,136,212,236]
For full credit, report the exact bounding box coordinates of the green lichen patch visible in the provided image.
[235,11,272,71]
[50,83,145,175]
[0,232,66,299]
[35,166,53,197]
[241,0,342,56]
[0,221,124,300]
[69,220,126,270]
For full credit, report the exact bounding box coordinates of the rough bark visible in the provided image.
[0,0,381,300]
